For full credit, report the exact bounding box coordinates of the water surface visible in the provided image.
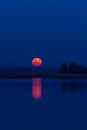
[0,78,87,130]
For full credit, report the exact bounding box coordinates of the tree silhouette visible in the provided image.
[60,63,68,73]
[59,62,87,74]
[68,63,77,73]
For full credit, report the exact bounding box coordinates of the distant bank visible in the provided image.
[0,73,87,79]
[0,63,87,79]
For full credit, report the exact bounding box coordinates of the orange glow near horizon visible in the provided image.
[32,58,42,67]
[32,78,42,100]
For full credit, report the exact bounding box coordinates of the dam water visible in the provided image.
[0,78,87,130]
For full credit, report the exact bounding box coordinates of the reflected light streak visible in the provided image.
[32,78,42,100]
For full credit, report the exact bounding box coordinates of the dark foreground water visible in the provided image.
[0,78,87,130]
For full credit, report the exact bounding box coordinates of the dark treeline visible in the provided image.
[0,63,87,75]
[59,63,87,74]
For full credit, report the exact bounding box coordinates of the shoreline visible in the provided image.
[0,73,87,79]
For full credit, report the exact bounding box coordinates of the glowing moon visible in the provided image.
[32,58,42,67]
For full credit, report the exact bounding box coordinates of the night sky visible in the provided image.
[0,0,87,68]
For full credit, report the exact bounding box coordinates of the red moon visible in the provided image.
[32,58,42,67]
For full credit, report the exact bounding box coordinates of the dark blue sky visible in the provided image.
[0,0,87,68]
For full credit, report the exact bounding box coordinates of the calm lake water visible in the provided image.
[0,78,87,130]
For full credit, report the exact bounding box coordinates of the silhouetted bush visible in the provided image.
[68,63,77,73]
[59,63,68,73]
[76,65,87,74]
